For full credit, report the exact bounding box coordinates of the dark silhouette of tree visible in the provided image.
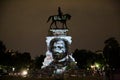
[0,40,6,65]
[3,52,12,66]
[2,50,32,71]
[73,49,105,69]
[34,55,45,69]
[0,40,32,71]
[103,37,120,69]
[95,53,105,66]
[12,52,32,70]
[73,49,94,68]
[0,40,6,54]
[21,52,31,67]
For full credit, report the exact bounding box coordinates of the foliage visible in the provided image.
[0,40,32,71]
[103,37,120,69]
[0,40,6,54]
[34,55,45,69]
[73,49,105,69]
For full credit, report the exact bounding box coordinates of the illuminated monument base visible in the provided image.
[41,29,76,74]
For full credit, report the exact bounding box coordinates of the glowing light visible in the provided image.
[91,65,95,69]
[90,63,100,69]
[95,63,100,68]
[21,70,28,77]
[12,67,15,71]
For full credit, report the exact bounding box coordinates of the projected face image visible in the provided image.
[52,40,66,54]
[49,38,68,59]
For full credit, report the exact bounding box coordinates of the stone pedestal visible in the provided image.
[42,29,76,74]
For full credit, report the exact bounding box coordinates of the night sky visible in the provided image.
[0,0,120,58]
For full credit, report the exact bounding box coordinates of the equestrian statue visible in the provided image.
[47,7,71,29]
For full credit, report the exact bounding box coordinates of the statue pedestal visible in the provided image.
[42,29,73,69]
[50,29,68,36]
[42,28,76,75]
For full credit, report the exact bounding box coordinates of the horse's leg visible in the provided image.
[62,21,66,29]
[64,22,68,29]
[54,21,57,29]
[61,21,65,29]
[47,16,51,23]
[50,21,54,29]
[62,22,64,29]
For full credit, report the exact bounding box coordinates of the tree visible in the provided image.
[73,49,105,69]
[73,49,94,69]
[34,55,45,69]
[4,51,32,71]
[0,40,6,65]
[13,52,32,70]
[21,52,31,67]
[0,40,6,54]
[103,37,120,69]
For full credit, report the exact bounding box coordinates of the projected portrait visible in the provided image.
[49,38,68,60]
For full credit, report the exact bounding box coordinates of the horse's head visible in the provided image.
[64,14,71,20]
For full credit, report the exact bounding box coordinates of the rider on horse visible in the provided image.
[47,7,71,29]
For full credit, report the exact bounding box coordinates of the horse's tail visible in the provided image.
[47,16,52,23]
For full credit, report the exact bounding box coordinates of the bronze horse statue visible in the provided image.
[47,7,71,29]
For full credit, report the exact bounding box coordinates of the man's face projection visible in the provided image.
[53,40,66,54]
[50,39,68,60]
